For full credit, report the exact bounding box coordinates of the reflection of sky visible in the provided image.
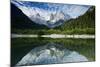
[16,43,88,66]
[11,0,91,18]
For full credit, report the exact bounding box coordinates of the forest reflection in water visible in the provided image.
[11,38,95,66]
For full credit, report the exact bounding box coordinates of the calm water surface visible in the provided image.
[11,38,95,66]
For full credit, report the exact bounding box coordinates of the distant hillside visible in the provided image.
[11,3,48,30]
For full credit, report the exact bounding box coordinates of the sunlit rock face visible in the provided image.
[16,43,88,66]
[11,0,91,28]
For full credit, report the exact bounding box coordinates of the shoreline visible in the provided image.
[11,34,95,39]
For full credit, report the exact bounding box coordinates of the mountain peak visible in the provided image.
[11,0,91,28]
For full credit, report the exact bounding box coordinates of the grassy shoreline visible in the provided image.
[12,28,95,35]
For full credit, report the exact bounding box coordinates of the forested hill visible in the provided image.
[55,6,95,30]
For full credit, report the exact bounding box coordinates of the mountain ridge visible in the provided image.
[11,0,90,28]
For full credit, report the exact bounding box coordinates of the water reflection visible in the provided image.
[16,43,88,66]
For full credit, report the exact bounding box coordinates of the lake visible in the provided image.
[11,37,95,66]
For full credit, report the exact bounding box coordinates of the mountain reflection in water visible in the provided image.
[16,43,88,66]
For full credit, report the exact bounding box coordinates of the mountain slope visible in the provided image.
[11,3,49,30]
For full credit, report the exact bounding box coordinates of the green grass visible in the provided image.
[12,28,95,34]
